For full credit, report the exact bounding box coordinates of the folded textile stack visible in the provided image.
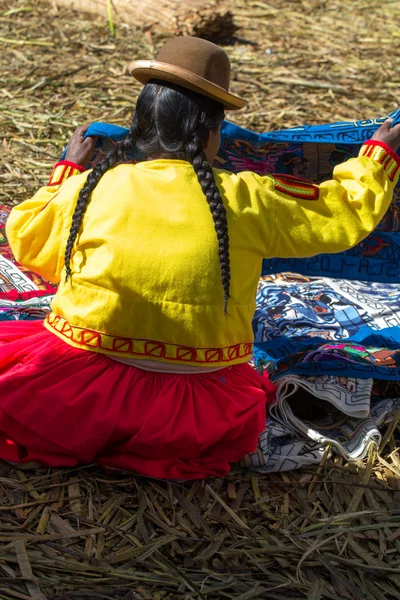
[240,374,399,472]
[245,271,400,471]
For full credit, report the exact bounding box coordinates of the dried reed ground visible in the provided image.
[1,0,400,598]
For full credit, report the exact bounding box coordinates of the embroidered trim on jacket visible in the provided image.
[359,141,400,182]
[45,313,253,365]
[47,161,85,187]
[273,174,319,200]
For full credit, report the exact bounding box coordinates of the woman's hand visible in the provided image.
[65,124,98,167]
[372,118,400,151]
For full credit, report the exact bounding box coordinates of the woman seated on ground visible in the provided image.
[0,37,399,479]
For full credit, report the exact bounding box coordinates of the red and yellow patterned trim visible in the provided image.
[359,140,400,182]
[47,160,86,187]
[272,174,319,200]
[45,313,253,366]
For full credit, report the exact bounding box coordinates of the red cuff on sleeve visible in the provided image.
[47,160,86,187]
[359,140,400,181]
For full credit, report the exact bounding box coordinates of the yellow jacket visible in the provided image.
[7,141,400,367]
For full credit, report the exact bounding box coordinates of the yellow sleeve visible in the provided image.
[242,140,400,259]
[6,161,88,284]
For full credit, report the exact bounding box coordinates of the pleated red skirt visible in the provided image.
[0,320,275,479]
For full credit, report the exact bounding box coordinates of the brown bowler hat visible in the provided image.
[129,37,246,111]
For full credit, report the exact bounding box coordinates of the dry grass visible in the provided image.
[1,0,400,598]
[1,0,399,205]
[1,449,400,600]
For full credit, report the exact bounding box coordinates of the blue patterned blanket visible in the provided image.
[253,273,400,380]
[81,109,400,284]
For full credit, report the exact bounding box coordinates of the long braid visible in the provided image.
[186,134,231,313]
[64,116,139,280]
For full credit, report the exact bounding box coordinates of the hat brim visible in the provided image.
[128,60,246,111]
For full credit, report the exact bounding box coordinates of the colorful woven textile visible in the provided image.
[0,206,55,320]
[253,273,400,379]
[74,109,400,283]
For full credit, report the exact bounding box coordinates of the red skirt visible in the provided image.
[0,320,275,479]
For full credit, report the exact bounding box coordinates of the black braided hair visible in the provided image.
[186,135,230,312]
[64,80,230,310]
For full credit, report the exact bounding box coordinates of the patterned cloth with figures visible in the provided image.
[5,111,400,473]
